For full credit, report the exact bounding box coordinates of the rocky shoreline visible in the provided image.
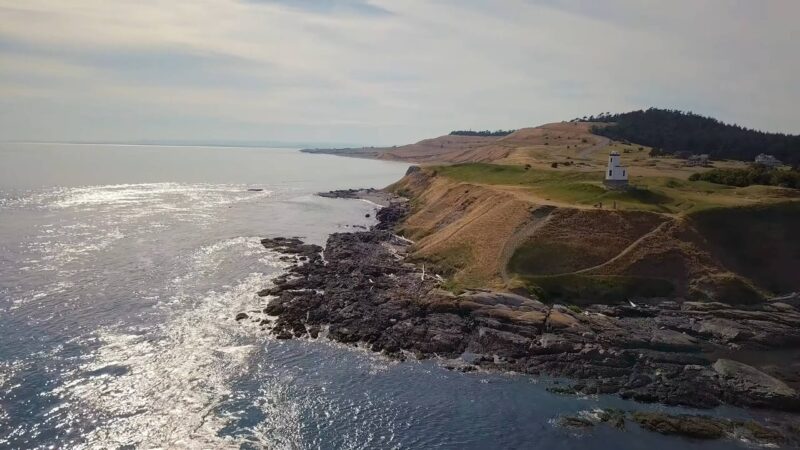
[246,188,800,446]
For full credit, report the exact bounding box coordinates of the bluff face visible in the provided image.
[391,166,800,303]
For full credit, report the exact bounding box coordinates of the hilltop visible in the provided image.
[587,108,800,165]
[306,112,800,302]
[306,109,800,167]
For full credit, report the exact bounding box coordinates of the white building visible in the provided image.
[604,151,629,189]
[755,153,782,168]
[686,154,710,167]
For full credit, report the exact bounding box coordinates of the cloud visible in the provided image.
[0,0,798,144]
[245,0,393,16]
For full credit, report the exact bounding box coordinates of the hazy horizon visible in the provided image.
[1,0,798,146]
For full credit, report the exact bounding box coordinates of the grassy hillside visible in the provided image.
[434,163,800,214]
[392,167,798,304]
[375,115,800,305]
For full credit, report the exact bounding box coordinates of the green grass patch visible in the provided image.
[433,163,800,214]
[434,163,673,212]
[521,274,675,305]
[566,304,583,314]
[435,163,595,187]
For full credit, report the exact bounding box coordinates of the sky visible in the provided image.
[0,0,798,146]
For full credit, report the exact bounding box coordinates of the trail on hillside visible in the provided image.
[577,135,611,159]
[564,220,672,276]
[502,218,670,286]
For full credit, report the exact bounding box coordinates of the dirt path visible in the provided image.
[565,220,672,276]
[500,216,671,285]
[577,135,611,159]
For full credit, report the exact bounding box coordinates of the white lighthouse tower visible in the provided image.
[604,151,629,189]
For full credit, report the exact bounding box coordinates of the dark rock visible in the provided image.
[713,359,799,410]
[547,385,579,395]
[631,412,728,439]
[235,312,249,321]
[734,420,785,444]
[275,329,293,340]
[598,409,626,429]
[630,412,789,446]
[264,303,285,315]
[558,416,595,429]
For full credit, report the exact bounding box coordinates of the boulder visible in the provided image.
[631,412,728,439]
[696,318,749,342]
[546,310,579,330]
[649,329,700,352]
[713,359,799,409]
[538,333,578,353]
[558,416,594,428]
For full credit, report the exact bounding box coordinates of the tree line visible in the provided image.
[576,108,800,165]
[689,166,800,189]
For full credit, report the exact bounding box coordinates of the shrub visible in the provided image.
[524,274,675,305]
[691,167,800,189]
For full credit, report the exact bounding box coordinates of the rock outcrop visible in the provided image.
[250,190,800,416]
[713,359,799,410]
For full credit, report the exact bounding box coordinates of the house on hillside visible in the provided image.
[686,154,710,167]
[755,153,782,168]
[604,151,629,189]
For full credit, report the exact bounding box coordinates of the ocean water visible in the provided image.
[0,143,765,449]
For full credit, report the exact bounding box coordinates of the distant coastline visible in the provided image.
[3,139,365,150]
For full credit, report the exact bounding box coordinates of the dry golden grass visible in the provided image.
[396,173,533,289]
[392,168,799,300]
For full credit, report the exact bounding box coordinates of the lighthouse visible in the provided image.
[604,151,629,189]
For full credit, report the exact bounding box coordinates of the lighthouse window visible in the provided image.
[623,170,625,176]
[609,170,612,176]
